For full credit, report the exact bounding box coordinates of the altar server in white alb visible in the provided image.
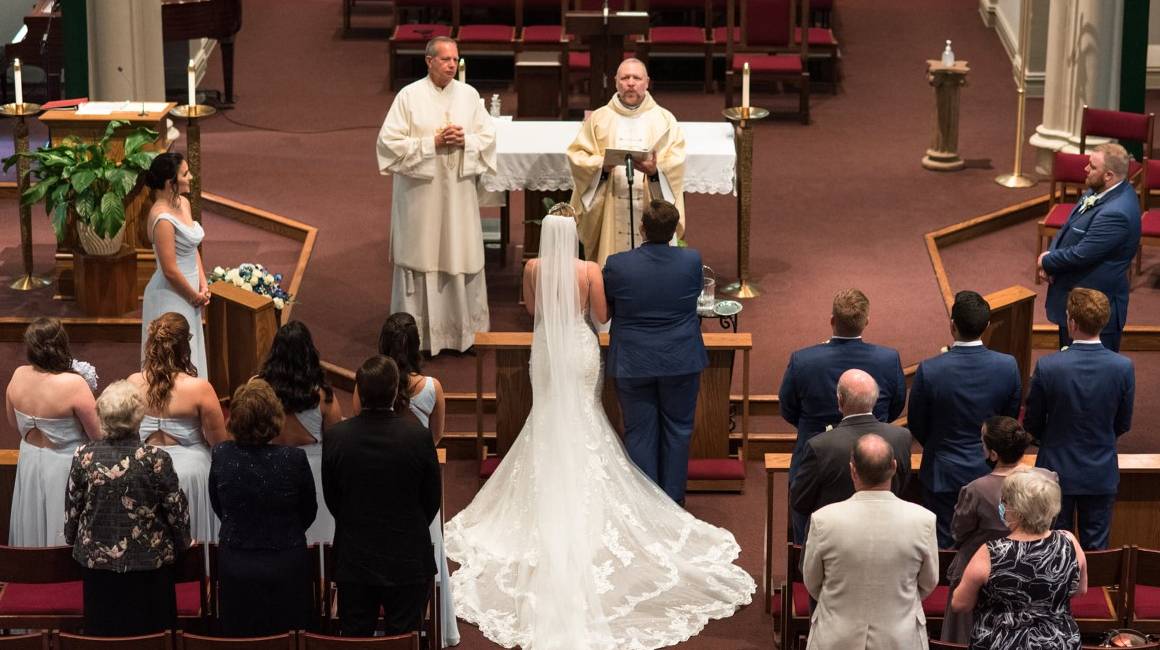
[567,58,686,266]
[377,36,496,353]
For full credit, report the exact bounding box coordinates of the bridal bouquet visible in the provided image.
[209,262,292,310]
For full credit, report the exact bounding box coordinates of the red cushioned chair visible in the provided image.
[921,549,958,638]
[1127,546,1160,634]
[387,20,453,91]
[175,631,296,650]
[54,631,172,650]
[208,544,322,633]
[0,632,49,650]
[723,0,810,124]
[0,545,84,631]
[173,543,212,633]
[635,0,714,93]
[1079,105,1154,186]
[299,632,419,650]
[1137,159,1160,276]
[1035,150,1089,283]
[320,545,437,645]
[793,23,838,92]
[453,0,518,64]
[777,543,811,650]
[1072,546,1130,634]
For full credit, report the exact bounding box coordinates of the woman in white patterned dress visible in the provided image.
[141,152,208,377]
[443,210,755,650]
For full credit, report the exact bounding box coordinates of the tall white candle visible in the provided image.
[14,58,23,107]
[187,59,196,107]
[458,58,465,83]
[741,62,750,110]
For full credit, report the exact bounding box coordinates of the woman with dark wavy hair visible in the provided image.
[129,312,227,542]
[141,152,209,376]
[258,320,342,544]
[5,317,101,546]
[376,311,457,646]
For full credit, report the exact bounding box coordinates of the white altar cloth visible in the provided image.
[482,120,736,195]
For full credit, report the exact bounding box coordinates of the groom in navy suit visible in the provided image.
[1038,143,1141,352]
[603,200,707,504]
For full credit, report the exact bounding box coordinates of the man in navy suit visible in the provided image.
[778,288,905,542]
[1025,288,1134,550]
[907,290,1022,548]
[1038,143,1141,352]
[603,200,707,504]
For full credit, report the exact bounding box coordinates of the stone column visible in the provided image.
[1029,0,1124,175]
[86,0,166,101]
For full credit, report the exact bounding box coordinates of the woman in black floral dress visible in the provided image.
[64,380,191,636]
[951,469,1088,650]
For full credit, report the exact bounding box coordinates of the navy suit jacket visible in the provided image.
[1043,181,1141,334]
[1024,343,1134,495]
[603,243,708,379]
[778,338,906,457]
[907,344,1022,493]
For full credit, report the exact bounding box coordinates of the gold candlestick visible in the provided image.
[2,102,50,290]
[720,105,769,299]
[995,0,1037,188]
[171,104,218,223]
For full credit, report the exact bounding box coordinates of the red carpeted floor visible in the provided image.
[2,0,1159,647]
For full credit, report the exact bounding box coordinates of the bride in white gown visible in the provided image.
[444,211,754,650]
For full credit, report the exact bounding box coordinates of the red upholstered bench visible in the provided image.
[1135,585,1160,619]
[0,580,201,626]
[922,584,950,617]
[687,458,745,481]
[522,25,566,43]
[1071,587,1117,619]
[456,24,515,43]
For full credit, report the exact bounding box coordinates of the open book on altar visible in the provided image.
[602,147,651,167]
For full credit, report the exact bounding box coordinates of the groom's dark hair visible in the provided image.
[642,200,679,243]
[356,355,402,411]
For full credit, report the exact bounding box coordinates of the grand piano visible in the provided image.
[4,0,243,105]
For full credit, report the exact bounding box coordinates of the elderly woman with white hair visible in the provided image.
[951,468,1088,650]
[64,380,191,637]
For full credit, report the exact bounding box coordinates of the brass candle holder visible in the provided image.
[2,101,51,290]
[720,105,769,299]
[170,104,218,223]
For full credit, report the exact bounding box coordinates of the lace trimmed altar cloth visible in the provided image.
[482,121,736,195]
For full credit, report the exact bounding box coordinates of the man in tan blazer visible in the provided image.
[803,433,939,650]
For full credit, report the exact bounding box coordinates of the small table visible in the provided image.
[698,299,742,333]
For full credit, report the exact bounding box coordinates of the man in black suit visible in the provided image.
[790,369,913,544]
[322,356,441,637]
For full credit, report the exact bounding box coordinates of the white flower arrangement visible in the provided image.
[208,262,291,309]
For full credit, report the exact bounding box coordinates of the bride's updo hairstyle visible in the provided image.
[546,202,577,219]
[144,152,185,203]
[143,312,197,410]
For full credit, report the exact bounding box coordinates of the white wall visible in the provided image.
[982,0,1049,96]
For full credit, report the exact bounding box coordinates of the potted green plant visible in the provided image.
[2,120,160,255]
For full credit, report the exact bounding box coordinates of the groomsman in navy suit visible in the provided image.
[1025,288,1134,550]
[603,200,707,505]
[1038,143,1141,352]
[778,288,905,542]
[907,290,1022,548]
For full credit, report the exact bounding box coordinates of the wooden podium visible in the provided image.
[40,103,175,299]
[205,282,280,400]
[564,10,649,109]
[473,331,751,492]
[979,285,1036,392]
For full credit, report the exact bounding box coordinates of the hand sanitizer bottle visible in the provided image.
[489,94,502,118]
[941,40,955,66]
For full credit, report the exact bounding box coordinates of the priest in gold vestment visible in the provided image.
[376,37,496,353]
[567,58,686,266]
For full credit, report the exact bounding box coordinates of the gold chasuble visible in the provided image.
[567,92,686,266]
[376,77,497,353]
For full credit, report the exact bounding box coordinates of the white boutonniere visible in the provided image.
[1078,194,1099,213]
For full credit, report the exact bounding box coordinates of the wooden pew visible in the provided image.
[473,331,752,491]
[761,452,1160,612]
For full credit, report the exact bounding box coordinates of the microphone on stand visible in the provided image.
[625,154,636,249]
[116,66,146,116]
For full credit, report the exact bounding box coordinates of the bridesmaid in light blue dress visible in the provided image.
[141,152,209,377]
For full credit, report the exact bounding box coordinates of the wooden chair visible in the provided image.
[921,549,959,638]
[208,544,323,633]
[1035,149,1089,282]
[454,0,518,64]
[1079,105,1154,185]
[1127,546,1160,633]
[793,20,838,92]
[297,633,419,650]
[320,545,437,646]
[0,545,85,631]
[0,632,49,650]
[723,0,810,123]
[1138,159,1160,276]
[54,632,173,650]
[777,543,810,650]
[635,0,714,93]
[386,0,454,91]
[175,543,211,633]
[176,631,296,650]
[1072,546,1130,634]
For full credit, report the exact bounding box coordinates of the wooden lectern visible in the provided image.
[40,103,175,299]
[564,10,649,109]
[205,282,280,400]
